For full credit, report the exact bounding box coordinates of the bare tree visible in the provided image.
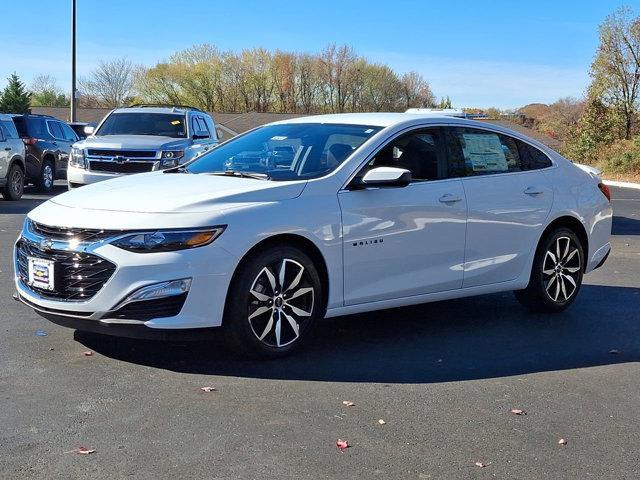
[80,58,136,108]
[591,6,640,139]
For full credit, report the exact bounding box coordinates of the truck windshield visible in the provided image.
[186,123,381,180]
[97,113,187,138]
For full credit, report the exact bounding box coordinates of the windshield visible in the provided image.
[97,113,187,138]
[186,123,381,180]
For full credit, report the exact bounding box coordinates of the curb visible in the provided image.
[603,180,640,190]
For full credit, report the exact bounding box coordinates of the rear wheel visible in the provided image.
[36,159,54,192]
[514,227,584,312]
[223,245,323,358]
[1,164,24,200]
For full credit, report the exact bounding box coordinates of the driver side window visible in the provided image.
[363,128,445,181]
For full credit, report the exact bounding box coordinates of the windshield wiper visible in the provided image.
[208,170,268,180]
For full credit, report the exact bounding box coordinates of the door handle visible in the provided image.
[4,147,10,151]
[439,194,462,204]
[52,141,57,146]
[524,186,544,195]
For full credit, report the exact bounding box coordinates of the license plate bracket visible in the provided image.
[27,257,55,291]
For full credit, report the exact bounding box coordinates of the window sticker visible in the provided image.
[461,133,508,172]
[271,135,288,141]
[171,120,181,125]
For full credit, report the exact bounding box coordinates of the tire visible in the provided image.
[36,159,54,192]
[1,164,24,201]
[514,227,584,312]
[223,244,324,358]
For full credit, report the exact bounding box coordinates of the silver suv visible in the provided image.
[0,113,26,200]
[68,105,219,188]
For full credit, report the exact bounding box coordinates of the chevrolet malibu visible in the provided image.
[13,113,613,357]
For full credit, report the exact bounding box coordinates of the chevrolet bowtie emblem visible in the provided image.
[40,239,53,250]
[113,156,127,163]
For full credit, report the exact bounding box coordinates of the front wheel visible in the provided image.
[514,227,584,312]
[223,245,324,358]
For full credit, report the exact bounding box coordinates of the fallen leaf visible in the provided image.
[336,439,349,450]
[558,438,568,446]
[200,387,216,392]
[342,401,355,407]
[83,351,93,356]
[474,462,487,468]
[510,409,527,415]
[609,349,620,355]
[378,419,386,425]
[74,447,95,455]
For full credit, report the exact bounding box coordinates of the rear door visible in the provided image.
[338,127,468,305]
[444,127,554,287]
[0,123,9,179]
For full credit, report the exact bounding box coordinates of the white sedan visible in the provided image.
[13,113,613,357]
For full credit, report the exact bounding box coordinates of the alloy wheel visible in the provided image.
[42,164,53,189]
[10,168,23,197]
[542,236,581,303]
[247,258,314,348]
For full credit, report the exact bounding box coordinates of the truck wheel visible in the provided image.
[36,159,54,192]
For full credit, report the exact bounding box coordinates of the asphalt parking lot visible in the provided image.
[0,184,638,479]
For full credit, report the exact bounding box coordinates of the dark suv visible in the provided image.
[11,114,79,192]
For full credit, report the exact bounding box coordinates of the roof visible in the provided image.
[29,107,562,150]
[112,106,196,115]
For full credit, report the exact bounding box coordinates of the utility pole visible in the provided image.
[70,0,77,122]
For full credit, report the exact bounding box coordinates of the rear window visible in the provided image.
[13,116,47,138]
[97,113,187,138]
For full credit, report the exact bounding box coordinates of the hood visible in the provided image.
[49,171,307,213]
[76,135,188,150]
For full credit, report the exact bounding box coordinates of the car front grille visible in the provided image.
[29,220,119,243]
[87,149,156,158]
[16,239,117,301]
[88,160,155,174]
[108,293,187,321]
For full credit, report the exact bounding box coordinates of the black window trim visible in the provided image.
[46,120,66,141]
[0,125,5,142]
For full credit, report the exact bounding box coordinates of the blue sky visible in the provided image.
[1,0,637,108]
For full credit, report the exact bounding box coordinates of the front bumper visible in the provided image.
[67,165,122,187]
[14,229,238,333]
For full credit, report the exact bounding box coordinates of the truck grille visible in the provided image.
[89,160,155,174]
[16,239,116,301]
[87,149,156,158]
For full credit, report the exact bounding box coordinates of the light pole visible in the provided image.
[70,0,76,122]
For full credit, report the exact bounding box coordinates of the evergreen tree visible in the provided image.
[0,74,31,113]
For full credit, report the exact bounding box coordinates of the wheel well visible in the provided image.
[9,158,25,173]
[231,234,330,311]
[541,216,589,271]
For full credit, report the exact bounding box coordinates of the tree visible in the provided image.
[0,73,31,113]
[80,58,136,107]
[399,72,435,109]
[30,74,69,107]
[590,6,640,139]
[562,97,617,164]
[438,96,452,109]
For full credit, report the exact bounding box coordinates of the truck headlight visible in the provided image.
[161,150,184,168]
[111,227,225,253]
[69,147,86,169]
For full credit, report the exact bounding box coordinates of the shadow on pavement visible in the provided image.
[612,215,640,236]
[76,284,640,384]
[0,185,66,215]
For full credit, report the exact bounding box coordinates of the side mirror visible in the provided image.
[355,167,412,188]
[84,125,95,135]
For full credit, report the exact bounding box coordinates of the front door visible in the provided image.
[338,127,468,306]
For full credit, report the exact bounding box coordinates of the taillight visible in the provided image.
[598,183,611,202]
[22,138,37,146]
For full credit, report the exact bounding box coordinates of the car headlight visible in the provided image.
[161,150,184,168]
[111,227,225,253]
[69,147,86,169]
